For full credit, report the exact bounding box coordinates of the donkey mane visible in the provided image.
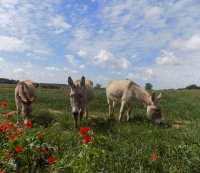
[129,81,152,106]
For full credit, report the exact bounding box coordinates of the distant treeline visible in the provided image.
[178,84,200,90]
[0,78,19,84]
[0,78,66,89]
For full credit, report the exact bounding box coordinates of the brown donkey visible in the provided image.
[68,76,94,128]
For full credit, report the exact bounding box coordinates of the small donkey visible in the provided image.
[106,79,163,123]
[15,80,36,124]
[68,76,94,128]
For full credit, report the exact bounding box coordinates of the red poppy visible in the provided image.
[15,146,23,152]
[79,127,90,135]
[82,135,92,144]
[5,153,10,158]
[152,152,158,161]
[37,134,43,139]
[6,113,12,118]
[2,101,8,108]
[24,121,32,127]
[48,156,55,164]
[39,147,48,153]
[0,170,4,173]
[9,135,16,141]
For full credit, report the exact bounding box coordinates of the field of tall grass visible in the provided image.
[0,84,200,173]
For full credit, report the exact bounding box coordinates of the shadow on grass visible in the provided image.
[32,111,55,128]
[85,114,173,133]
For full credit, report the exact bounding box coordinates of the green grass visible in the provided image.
[1,86,200,173]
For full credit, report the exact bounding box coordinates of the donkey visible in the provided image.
[68,76,94,128]
[15,80,36,124]
[106,79,163,123]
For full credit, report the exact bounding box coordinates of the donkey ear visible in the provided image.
[157,92,163,100]
[68,76,76,89]
[151,93,156,102]
[80,76,85,88]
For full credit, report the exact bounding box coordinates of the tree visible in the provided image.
[186,84,198,89]
[95,83,102,89]
[145,83,153,90]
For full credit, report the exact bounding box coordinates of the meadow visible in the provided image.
[0,84,200,173]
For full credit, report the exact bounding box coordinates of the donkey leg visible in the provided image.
[16,100,21,124]
[73,113,79,129]
[85,108,89,120]
[127,106,132,121]
[79,109,84,121]
[119,100,126,121]
[107,98,114,117]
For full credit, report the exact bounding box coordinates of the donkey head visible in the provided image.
[147,92,163,124]
[68,76,85,128]
[18,83,36,123]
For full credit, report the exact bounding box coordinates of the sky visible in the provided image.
[0,0,200,89]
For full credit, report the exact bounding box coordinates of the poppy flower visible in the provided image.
[82,135,92,144]
[0,170,4,173]
[5,153,10,158]
[48,156,55,164]
[9,135,17,141]
[24,121,32,127]
[39,147,48,153]
[2,101,8,108]
[15,146,23,152]
[152,152,158,161]
[6,113,12,118]
[79,127,90,135]
[37,134,43,139]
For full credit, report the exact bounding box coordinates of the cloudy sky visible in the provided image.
[0,0,200,89]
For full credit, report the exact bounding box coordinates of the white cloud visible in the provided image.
[94,49,131,70]
[143,68,154,81]
[185,34,200,50]
[172,34,200,51]
[13,68,26,75]
[0,57,5,63]
[50,15,71,34]
[46,66,61,71]
[156,50,180,65]
[65,54,78,66]
[78,50,87,58]
[74,29,90,39]
[63,67,77,74]
[79,64,85,69]
[144,6,163,19]
[127,73,140,79]
[0,36,26,52]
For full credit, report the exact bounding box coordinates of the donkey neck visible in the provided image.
[130,83,152,106]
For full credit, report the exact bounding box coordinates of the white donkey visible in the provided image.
[15,80,36,124]
[106,79,163,123]
[68,76,94,128]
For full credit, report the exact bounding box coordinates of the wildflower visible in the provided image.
[24,121,32,127]
[79,127,90,135]
[82,135,92,144]
[6,113,12,118]
[9,135,16,141]
[0,170,4,173]
[5,153,10,158]
[48,156,55,164]
[2,101,8,108]
[152,152,158,161]
[15,146,23,152]
[39,147,48,153]
[37,133,44,139]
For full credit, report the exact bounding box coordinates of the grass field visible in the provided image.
[0,84,200,173]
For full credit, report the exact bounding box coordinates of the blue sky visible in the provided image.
[0,0,200,89]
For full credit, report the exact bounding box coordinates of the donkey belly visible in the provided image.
[106,86,125,103]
